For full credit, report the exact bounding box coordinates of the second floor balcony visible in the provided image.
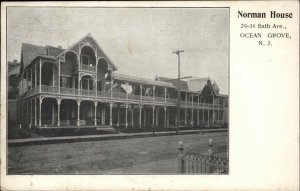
[23,85,224,109]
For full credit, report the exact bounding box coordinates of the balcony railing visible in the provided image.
[41,85,58,93]
[60,87,79,95]
[81,89,96,96]
[23,85,224,109]
[81,64,96,72]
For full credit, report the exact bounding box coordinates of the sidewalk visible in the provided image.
[8,128,228,146]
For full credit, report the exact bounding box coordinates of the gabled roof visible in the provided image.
[156,75,221,95]
[156,76,189,91]
[113,73,176,88]
[46,45,65,57]
[56,33,117,71]
[21,43,46,71]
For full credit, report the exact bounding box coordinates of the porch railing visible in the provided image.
[81,89,96,96]
[112,92,127,99]
[81,64,96,72]
[41,85,58,93]
[60,87,79,95]
[142,96,154,102]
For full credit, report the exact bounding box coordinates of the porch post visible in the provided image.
[143,108,146,127]
[39,58,42,92]
[212,96,215,126]
[101,105,105,125]
[78,74,80,95]
[164,88,167,103]
[35,63,37,88]
[77,100,81,126]
[167,108,169,126]
[58,60,61,93]
[197,109,200,126]
[117,104,120,127]
[126,82,129,100]
[109,102,113,126]
[152,106,155,127]
[57,99,61,126]
[94,101,97,126]
[29,99,32,127]
[110,70,113,99]
[34,98,37,125]
[139,105,142,128]
[202,109,205,126]
[140,85,143,101]
[164,106,167,127]
[208,109,210,127]
[156,107,159,126]
[131,105,134,127]
[152,86,156,102]
[125,104,128,128]
[52,64,54,87]
[39,97,42,126]
[185,92,187,125]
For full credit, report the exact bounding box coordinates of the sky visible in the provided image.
[7,7,229,94]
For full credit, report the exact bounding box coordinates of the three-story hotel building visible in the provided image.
[8,33,228,131]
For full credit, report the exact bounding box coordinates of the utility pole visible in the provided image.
[172,50,184,134]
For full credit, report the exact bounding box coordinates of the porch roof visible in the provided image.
[113,73,176,88]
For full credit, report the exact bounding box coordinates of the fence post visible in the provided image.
[177,141,184,173]
[207,138,214,173]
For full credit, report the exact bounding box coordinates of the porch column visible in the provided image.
[152,106,155,127]
[197,109,200,126]
[110,70,113,99]
[156,107,159,126]
[29,99,32,127]
[202,109,205,125]
[131,105,134,127]
[184,108,187,125]
[143,108,146,127]
[208,109,210,127]
[117,104,120,127]
[39,97,42,126]
[167,108,169,126]
[78,74,80,95]
[39,59,42,92]
[57,99,61,126]
[126,82,129,100]
[101,105,105,125]
[164,106,167,127]
[35,63,37,88]
[77,100,81,126]
[140,85,143,101]
[58,60,61,93]
[191,109,194,126]
[125,104,128,128]
[95,66,98,97]
[52,64,55,87]
[109,102,113,126]
[94,101,97,126]
[139,105,142,128]
[164,88,167,103]
[152,86,156,102]
[34,98,37,125]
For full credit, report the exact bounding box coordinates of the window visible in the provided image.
[60,76,72,88]
[82,55,89,65]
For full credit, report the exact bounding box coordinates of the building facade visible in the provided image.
[8,33,228,130]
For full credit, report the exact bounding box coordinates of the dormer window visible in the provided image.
[82,54,89,65]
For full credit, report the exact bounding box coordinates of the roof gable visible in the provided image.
[21,43,46,73]
[56,33,117,71]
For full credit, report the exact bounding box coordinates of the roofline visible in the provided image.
[55,33,118,71]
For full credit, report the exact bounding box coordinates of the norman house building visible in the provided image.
[8,33,228,130]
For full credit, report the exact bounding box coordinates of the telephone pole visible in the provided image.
[172,50,184,134]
